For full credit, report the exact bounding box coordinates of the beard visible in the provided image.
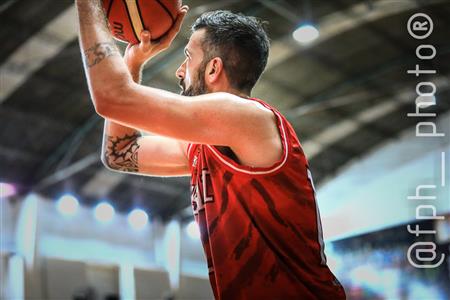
[181,80,206,96]
[180,61,208,96]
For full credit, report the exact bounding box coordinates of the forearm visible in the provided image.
[103,87,142,161]
[76,0,132,105]
[101,119,140,171]
[102,53,144,170]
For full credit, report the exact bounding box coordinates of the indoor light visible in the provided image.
[0,182,17,198]
[56,194,79,216]
[293,24,319,44]
[94,202,115,223]
[186,221,200,239]
[128,209,148,230]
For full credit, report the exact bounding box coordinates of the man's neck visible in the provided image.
[213,86,250,99]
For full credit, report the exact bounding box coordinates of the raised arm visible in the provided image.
[76,0,281,168]
[100,17,190,176]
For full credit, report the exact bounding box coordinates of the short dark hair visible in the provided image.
[191,10,270,94]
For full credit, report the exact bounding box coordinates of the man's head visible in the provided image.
[176,10,270,96]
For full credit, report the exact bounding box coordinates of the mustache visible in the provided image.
[179,79,185,91]
[179,79,191,96]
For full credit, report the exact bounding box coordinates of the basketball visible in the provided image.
[102,0,182,44]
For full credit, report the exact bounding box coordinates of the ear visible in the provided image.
[205,57,224,84]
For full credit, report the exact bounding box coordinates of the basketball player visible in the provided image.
[76,1,346,299]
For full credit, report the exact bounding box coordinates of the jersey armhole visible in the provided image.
[187,143,195,159]
[205,109,290,176]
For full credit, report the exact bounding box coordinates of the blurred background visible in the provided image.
[1,0,449,299]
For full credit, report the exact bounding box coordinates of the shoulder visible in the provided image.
[189,92,274,125]
[222,93,275,118]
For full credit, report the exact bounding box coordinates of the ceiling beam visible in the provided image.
[287,44,450,118]
[34,153,98,191]
[0,4,77,103]
[125,177,186,196]
[300,76,450,159]
[0,145,41,162]
[257,0,299,23]
[265,0,446,71]
[81,168,125,198]
[0,0,16,13]
[32,114,101,182]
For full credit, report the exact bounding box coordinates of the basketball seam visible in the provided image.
[154,0,176,23]
[122,0,140,43]
[135,0,145,35]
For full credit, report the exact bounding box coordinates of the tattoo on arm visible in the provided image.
[84,42,119,68]
[105,133,140,172]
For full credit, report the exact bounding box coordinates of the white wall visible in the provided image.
[180,225,209,278]
[317,112,450,240]
[177,274,214,300]
[0,196,20,253]
[43,258,88,299]
[134,267,171,299]
[0,253,25,300]
[1,193,211,299]
[38,198,157,267]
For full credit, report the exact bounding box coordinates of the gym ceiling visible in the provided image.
[1,0,449,220]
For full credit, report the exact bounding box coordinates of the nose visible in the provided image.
[176,60,186,80]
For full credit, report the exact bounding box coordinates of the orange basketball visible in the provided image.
[102,0,182,44]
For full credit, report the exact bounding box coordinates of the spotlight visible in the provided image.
[128,209,148,230]
[94,202,115,223]
[56,194,79,216]
[293,24,319,44]
[186,221,200,239]
[0,182,17,198]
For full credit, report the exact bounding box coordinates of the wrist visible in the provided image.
[125,59,143,83]
[125,59,144,72]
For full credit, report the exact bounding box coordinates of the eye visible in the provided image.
[184,49,192,60]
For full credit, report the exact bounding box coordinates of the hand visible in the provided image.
[124,5,189,69]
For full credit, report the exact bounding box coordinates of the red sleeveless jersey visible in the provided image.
[187,98,346,300]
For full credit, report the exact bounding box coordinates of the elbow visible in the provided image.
[100,142,117,172]
[91,79,133,118]
[100,153,117,172]
[91,88,114,118]
[93,93,110,118]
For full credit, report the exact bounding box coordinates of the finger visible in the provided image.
[159,6,189,46]
[140,30,152,51]
[173,6,189,33]
[179,5,189,14]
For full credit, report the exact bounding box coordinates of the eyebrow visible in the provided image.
[184,48,191,59]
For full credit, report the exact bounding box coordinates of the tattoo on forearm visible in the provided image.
[84,42,119,68]
[105,133,140,172]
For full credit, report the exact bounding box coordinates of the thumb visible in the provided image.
[140,30,152,51]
